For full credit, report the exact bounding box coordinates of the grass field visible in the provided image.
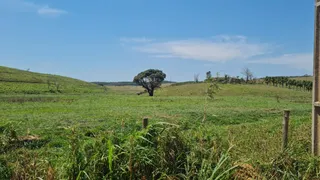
[0,74,311,179]
[0,66,317,179]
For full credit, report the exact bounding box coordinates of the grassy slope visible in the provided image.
[0,66,104,94]
[157,83,310,99]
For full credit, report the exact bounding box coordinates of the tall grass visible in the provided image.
[2,121,320,179]
[0,122,242,179]
[0,83,315,179]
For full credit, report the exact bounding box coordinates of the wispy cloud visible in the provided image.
[248,53,313,71]
[120,37,153,43]
[121,35,312,72]
[122,36,270,62]
[1,0,68,17]
[37,6,67,17]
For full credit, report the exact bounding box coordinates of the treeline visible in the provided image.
[264,76,312,91]
[173,76,248,86]
[166,76,259,87]
[213,75,252,84]
[198,70,258,85]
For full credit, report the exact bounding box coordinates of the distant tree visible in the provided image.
[264,76,312,91]
[241,67,253,83]
[287,79,293,89]
[283,77,289,87]
[206,71,212,80]
[133,69,166,96]
[271,77,276,86]
[194,73,200,83]
[306,81,313,91]
[224,74,230,84]
[265,76,270,85]
[290,79,297,89]
[296,81,303,90]
[282,77,289,87]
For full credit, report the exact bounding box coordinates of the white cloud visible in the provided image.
[120,37,153,43]
[123,36,270,62]
[121,36,313,72]
[248,53,313,71]
[1,0,67,17]
[211,35,247,43]
[37,6,68,17]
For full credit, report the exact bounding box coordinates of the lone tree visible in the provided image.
[241,67,253,83]
[133,69,166,96]
[206,71,212,80]
[194,73,200,83]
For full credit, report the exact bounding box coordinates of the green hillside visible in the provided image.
[156,83,311,98]
[0,66,104,94]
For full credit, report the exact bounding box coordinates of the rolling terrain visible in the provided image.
[0,67,316,179]
[0,66,104,94]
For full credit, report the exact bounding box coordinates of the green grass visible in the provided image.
[106,85,145,95]
[0,77,316,178]
[0,66,104,94]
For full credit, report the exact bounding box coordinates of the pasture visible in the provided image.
[0,80,315,179]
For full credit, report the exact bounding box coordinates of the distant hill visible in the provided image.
[92,80,176,86]
[0,66,104,94]
[290,76,312,81]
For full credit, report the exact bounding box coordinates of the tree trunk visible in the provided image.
[148,90,154,96]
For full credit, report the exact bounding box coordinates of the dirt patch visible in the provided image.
[233,163,262,180]
[19,135,41,142]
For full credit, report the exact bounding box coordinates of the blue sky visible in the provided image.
[0,0,315,82]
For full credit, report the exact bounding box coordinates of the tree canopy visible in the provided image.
[133,69,166,96]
